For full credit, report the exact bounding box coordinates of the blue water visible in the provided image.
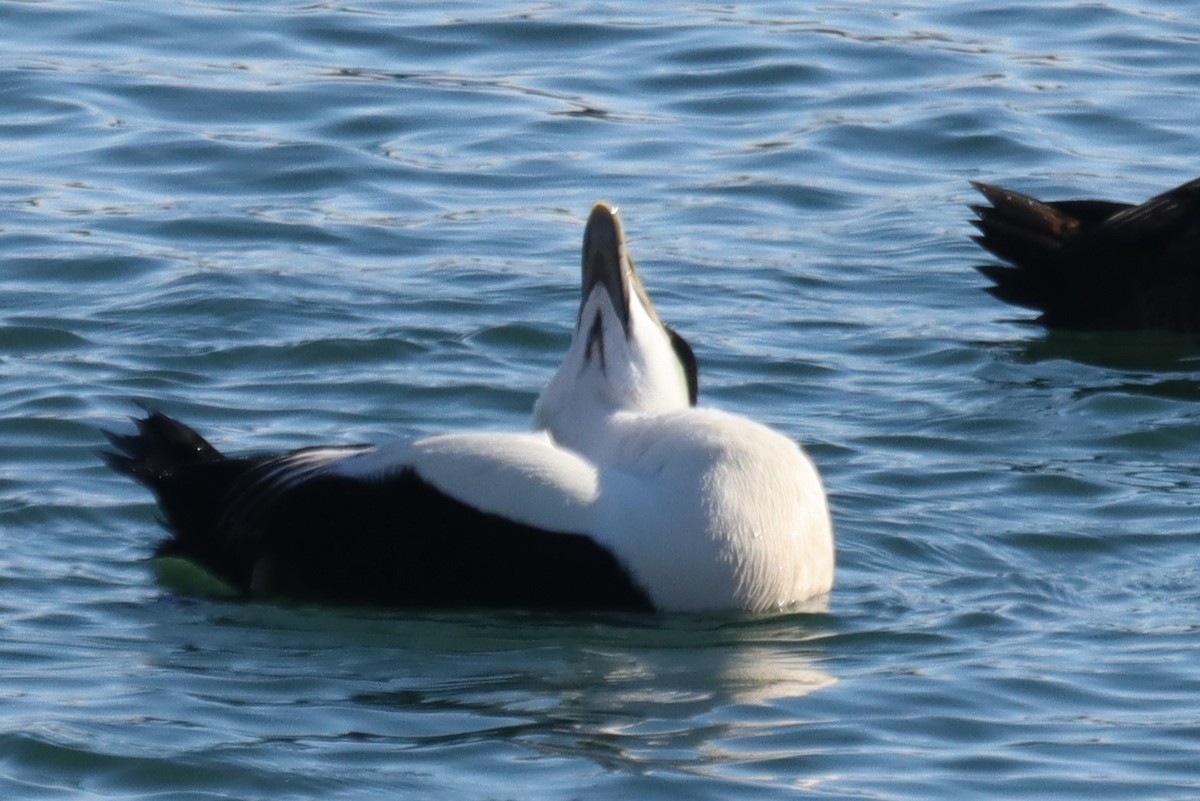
[4,1,1200,798]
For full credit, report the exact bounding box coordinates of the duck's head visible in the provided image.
[534,202,697,451]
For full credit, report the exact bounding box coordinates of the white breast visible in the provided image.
[587,408,834,613]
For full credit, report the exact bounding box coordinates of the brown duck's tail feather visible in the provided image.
[969,181,1083,267]
[967,181,1119,322]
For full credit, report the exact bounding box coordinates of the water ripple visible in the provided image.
[4,1,1200,799]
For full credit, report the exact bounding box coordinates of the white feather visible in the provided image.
[589,409,833,612]
[408,432,599,534]
[284,202,834,612]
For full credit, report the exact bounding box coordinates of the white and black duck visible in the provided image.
[103,203,834,613]
[971,177,1200,332]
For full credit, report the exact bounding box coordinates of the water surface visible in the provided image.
[4,2,1200,798]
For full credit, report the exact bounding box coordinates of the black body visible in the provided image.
[102,411,654,612]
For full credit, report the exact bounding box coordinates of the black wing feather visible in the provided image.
[102,411,653,612]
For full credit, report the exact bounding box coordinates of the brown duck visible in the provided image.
[971,177,1200,332]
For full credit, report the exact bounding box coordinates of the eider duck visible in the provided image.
[103,203,834,613]
[970,177,1200,331]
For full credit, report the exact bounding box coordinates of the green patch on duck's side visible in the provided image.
[151,556,240,599]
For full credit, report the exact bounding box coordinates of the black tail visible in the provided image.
[102,409,256,588]
[101,407,224,485]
